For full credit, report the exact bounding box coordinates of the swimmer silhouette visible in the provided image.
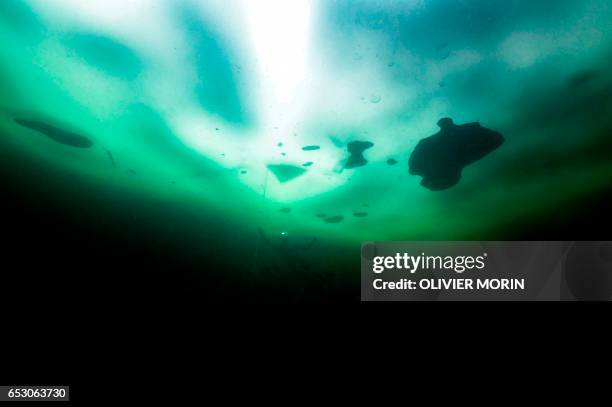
[345,141,374,169]
[409,118,504,190]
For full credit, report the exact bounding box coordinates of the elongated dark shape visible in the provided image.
[15,119,93,148]
[104,148,116,168]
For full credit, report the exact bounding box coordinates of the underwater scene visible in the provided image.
[1,0,612,302]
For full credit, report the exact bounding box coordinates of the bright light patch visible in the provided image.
[243,0,313,123]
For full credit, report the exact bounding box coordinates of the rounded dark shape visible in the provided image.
[437,117,454,129]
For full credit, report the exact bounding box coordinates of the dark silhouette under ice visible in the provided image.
[345,141,374,169]
[324,215,344,224]
[267,164,306,183]
[409,118,504,190]
[15,119,93,148]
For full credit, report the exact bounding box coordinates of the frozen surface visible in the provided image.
[1,0,612,242]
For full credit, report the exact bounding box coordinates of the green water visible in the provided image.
[1,0,612,249]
